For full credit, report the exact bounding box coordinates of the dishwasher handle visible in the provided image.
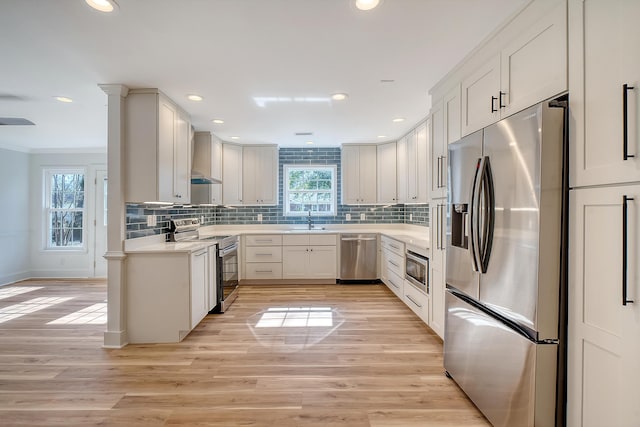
[341,237,377,241]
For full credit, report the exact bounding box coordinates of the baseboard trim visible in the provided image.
[103,330,128,348]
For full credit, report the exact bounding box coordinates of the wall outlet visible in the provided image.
[360,213,366,221]
[146,215,156,227]
[346,213,351,221]
[257,213,263,222]
[410,213,413,222]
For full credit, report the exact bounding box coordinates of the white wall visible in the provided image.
[28,152,106,279]
[0,148,31,285]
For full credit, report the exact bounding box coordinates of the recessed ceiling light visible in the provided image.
[392,118,405,123]
[55,96,73,103]
[378,135,387,138]
[187,94,203,102]
[331,93,348,101]
[211,119,224,124]
[355,0,380,11]
[85,0,118,13]
[230,136,239,140]
[306,141,314,145]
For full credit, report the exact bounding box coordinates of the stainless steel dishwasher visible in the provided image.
[340,234,378,282]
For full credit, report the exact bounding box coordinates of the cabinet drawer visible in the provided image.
[245,246,282,263]
[404,280,429,323]
[310,234,337,246]
[245,263,283,280]
[383,248,404,277]
[282,234,309,246]
[385,270,404,299]
[246,235,283,246]
[381,235,405,255]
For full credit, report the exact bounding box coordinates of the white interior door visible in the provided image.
[94,170,108,277]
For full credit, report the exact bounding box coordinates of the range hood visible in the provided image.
[191,131,223,185]
[191,171,221,185]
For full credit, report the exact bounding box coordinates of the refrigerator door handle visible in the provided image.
[470,157,484,272]
[623,195,635,306]
[479,157,495,273]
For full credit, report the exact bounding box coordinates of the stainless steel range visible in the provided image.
[169,218,239,313]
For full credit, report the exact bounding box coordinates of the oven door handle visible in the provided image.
[219,243,239,257]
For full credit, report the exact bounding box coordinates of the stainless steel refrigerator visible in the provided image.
[444,100,567,427]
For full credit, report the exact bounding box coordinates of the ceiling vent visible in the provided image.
[295,132,313,136]
[0,118,35,125]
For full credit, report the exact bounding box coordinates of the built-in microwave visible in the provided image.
[405,250,429,293]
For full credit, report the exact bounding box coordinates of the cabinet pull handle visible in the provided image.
[623,84,635,160]
[491,96,498,113]
[406,294,422,308]
[440,156,446,189]
[623,195,635,306]
[390,244,400,250]
[389,280,399,289]
[389,260,400,268]
[255,270,273,274]
[255,253,272,256]
[499,91,506,109]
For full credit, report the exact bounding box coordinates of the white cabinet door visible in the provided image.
[174,111,191,203]
[190,249,208,329]
[157,98,177,203]
[341,145,377,204]
[430,100,447,198]
[461,55,501,136]
[358,145,377,204]
[207,245,217,311]
[396,136,409,204]
[568,185,640,427]
[500,1,567,117]
[429,202,446,338]
[444,85,461,145]
[415,121,429,203]
[377,142,397,204]
[282,246,309,279]
[341,145,360,205]
[570,0,640,187]
[406,129,418,202]
[222,143,243,205]
[257,146,278,205]
[308,246,337,279]
[242,146,259,204]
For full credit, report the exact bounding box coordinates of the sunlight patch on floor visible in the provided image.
[47,302,107,325]
[0,297,74,323]
[0,286,43,301]
[256,307,333,328]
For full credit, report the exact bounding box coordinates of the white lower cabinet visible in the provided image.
[190,249,209,329]
[244,235,283,280]
[282,234,337,279]
[429,202,446,339]
[385,270,404,299]
[126,247,211,343]
[403,281,429,324]
[568,185,640,426]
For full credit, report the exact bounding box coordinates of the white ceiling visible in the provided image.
[0,0,527,152]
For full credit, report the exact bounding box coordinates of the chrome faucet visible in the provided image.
[307,211,314,230]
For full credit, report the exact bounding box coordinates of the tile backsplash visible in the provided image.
[126,147,429,239]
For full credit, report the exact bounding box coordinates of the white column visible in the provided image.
[99,84,129,348]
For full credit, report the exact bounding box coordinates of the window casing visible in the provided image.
[284,165,337,216]
[44,169,86,250]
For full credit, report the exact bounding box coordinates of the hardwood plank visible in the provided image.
[0,280,488,426]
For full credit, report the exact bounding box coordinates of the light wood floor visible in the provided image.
[0,280,489,427]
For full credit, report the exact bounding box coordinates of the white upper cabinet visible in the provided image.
[125,89,191,204]
[377,142,398,204]
[411,121,429,203]
[242,145,278,205]
[341,145,377,204]
[461,0,567,136]
[431,101,447,199]
[222,143,243,205]
[569,0,640,187]
[396,136,409,204]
